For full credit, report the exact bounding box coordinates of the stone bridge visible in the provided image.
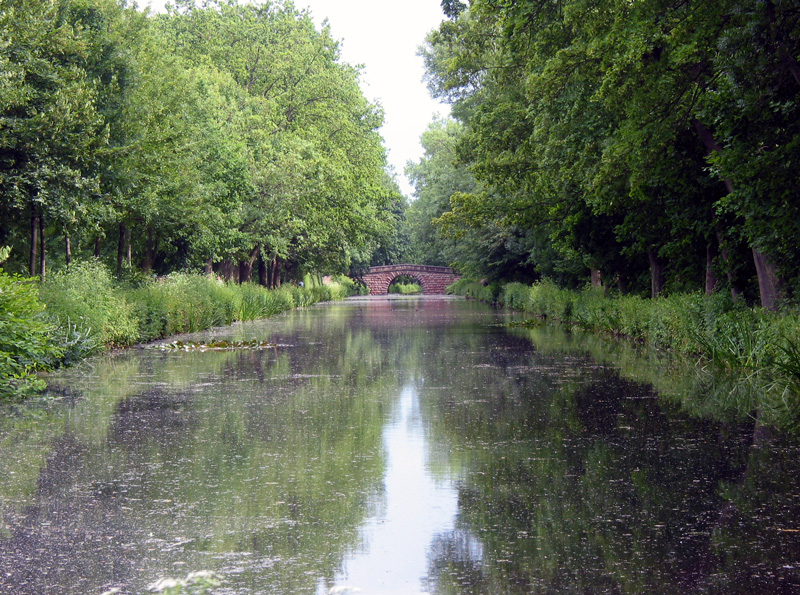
[360,264,460,295]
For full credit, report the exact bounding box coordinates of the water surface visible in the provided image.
[0,296,799,594]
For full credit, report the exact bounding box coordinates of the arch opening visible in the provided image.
[387,274,423,295]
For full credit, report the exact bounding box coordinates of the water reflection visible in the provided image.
[323,383,459,594]
[0,296,798,594]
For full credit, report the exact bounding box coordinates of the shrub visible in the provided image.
[447,279,500,302]
[0,267,62,398]
[39,260,139,347]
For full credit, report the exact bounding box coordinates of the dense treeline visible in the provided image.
[407,0,800,310]
[0,0,404,284]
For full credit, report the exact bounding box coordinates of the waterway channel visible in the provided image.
[1,295,799,594]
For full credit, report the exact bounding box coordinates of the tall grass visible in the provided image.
[37,260,357,351]
[388,282,422,294]
[446,278,501,302]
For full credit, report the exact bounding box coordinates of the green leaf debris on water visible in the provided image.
[153,339,277,352]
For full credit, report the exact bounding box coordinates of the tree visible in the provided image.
[157,0,396,283]
[405,117,476,267]
[0,0,115,278]
[417,0,800,304]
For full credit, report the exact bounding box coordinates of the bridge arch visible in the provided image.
[360,265,460,295]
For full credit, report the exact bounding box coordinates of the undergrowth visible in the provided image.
[388,282,422,294]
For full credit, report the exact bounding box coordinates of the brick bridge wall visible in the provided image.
[360,264,460,295]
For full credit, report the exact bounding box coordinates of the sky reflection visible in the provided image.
[323,383,460,594]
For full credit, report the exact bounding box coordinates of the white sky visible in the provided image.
[142,0,449,197]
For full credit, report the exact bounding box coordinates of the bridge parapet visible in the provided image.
[360,264,460,295]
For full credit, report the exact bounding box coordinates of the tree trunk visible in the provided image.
[238,259,251,283]
[38,212,46,281]
[204,258,214,275]
[648,249,665,298]
[271,257,282,289]
[117,222,128,275]
[142,228,155,274]
[258,250,268,287]
[693,119,780,308]
[0,207,8,248]
[590,269,602,287]
[65,234,72,268]
[220,259,234,282]
[29,203,39,277]
[238,246,260,284]
[94,236,101,258]
[716,232,741,302]
[705,242,718,295]
[615,273,627,295]
[752,249,781,311]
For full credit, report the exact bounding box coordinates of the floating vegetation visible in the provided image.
[153,339,277,352]
[506,317,546,328]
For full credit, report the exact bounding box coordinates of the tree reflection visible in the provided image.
[419,326,799,594]
[0,299,798,594]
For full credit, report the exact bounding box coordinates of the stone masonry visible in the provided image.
[361,264,460,295]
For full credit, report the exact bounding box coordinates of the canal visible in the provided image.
[0,296,799,594]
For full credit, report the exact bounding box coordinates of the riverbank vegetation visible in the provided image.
[1,257,357,399]
[388,282,422,295]
[402,1,800,429]
[388,275,422,295]
[448,278,800,430]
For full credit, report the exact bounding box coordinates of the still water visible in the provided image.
[1,296,799,594]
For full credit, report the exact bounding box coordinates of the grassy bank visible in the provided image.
[1,259,358,399]
[448,278,800,431]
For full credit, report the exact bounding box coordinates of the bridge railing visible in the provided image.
[366,264,456,275]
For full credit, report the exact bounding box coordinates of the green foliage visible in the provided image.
[483,278,800,428]
[445,278,499,303]
[0,258,358,401]
[388,282,422,295]
[0,0,397,284]
[0,267,62,399]
[39,260,140,347]
[418,0,800,306]
[130,274,239,340]
[327,274,364,296]
[154,0,397,276]
[39,260,354,350]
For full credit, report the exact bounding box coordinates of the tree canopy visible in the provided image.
[406,0,800,308]
[0,0,403,286]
